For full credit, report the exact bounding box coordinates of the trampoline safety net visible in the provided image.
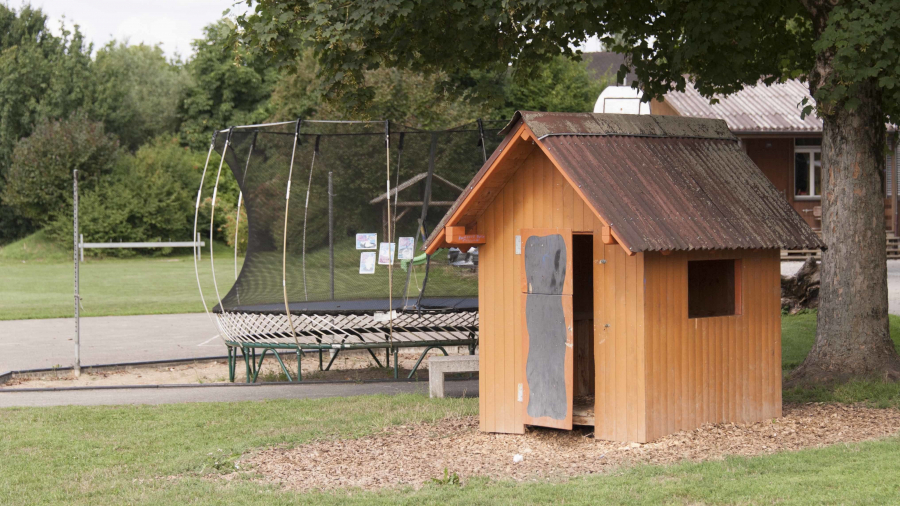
[195,119,504,381]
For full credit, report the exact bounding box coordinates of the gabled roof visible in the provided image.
[426,111,824,254]
[662,80,823,133]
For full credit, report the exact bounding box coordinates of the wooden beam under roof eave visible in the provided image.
[424,123,536,254]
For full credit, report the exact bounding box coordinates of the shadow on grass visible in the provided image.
[784,379,900,408]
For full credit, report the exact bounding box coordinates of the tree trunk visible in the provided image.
[789,78,900,386]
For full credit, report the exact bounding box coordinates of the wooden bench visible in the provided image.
[428,355,478,398]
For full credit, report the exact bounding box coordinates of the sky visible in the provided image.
[7,0,603,60]
[6,0,242,59]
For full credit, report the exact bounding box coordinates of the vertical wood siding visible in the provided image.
[592,236,647,442]
[640,249,782,442]
[477,147,597,434]
[476,147,782,441]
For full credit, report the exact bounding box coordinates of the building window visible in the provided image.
[795,139,822,199]
[688,259,742,319]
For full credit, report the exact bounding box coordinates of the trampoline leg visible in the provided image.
[366,348,384,369]
[325,348,341,371]
[242,347,251,383]
[272,349,294,382]
[297,349,303,381]
[408,346,448,379]
[385,347,390,369]
[227,347,236,383]
[393,348,399,379]
[252,348,269,383]
[318,349,323,371]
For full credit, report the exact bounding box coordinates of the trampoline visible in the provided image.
[193,119,504,382]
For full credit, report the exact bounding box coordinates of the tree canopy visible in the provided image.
[0,4,604,246]
[232,0,898,124]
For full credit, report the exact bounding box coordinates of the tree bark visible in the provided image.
[789,77,900,385]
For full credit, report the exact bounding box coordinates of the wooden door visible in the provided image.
[519,228,574,430]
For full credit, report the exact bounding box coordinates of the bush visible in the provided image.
[2,112,119,225]
[45,137,234,254]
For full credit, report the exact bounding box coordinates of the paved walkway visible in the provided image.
[3,260,899,375]
[0,313,222,373]
[0,379,478,408]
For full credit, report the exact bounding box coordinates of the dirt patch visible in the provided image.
[1,348,474,389]
[233,403,900,491]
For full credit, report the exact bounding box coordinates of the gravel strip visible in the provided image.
[230,403,900,491]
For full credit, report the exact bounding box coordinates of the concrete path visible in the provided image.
[781,259,900,315]
[0,313,223,373]
[0,379,479,408]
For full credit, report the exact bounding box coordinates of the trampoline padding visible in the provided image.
[213,297,478,315]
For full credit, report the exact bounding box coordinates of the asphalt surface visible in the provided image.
[0,379,479,408]
[0,313,222,372]
[2,260,899,376]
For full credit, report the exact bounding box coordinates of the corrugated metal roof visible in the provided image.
[500,111,735,140]
[543,134,823,252]
[662,80,823,133]
[427,111,824,253]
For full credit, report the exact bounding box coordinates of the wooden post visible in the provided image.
[73,169,81,378]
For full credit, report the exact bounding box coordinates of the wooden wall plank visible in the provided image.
[482,200,495,431]
[670,254,682,433]
[614,246,627,441]
[594,234,608,438]
[573,188,584,232]
[552,165,563,229]
[502,185,515,431]
[477,212,487,432]
[624,252,637,441]
[513,155,526,431]
[635,252,647,442]
[644,255,656,438]
[659,254,669,435]
[772,250,784,419]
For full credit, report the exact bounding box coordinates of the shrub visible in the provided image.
[45,137,234,254]
[2,112,119,225]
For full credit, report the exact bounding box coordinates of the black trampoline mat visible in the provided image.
[213,297,478,315]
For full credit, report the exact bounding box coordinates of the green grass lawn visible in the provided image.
[0,233,241,320]
[0,393,897,506]
[3,233,900,503]
[0,232,475,320]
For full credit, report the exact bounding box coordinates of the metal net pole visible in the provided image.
[328,171,334,300]
[193,132,219,330]
[209,128,233,315]
[385,120,394,351]
[73,169,80,377]
[301,135,320,301]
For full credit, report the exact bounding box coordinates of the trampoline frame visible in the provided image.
[195,119,490,383]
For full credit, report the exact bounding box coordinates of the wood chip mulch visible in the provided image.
[226,403,900,491]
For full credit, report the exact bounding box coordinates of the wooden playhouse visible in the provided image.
[425,112,824,443]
